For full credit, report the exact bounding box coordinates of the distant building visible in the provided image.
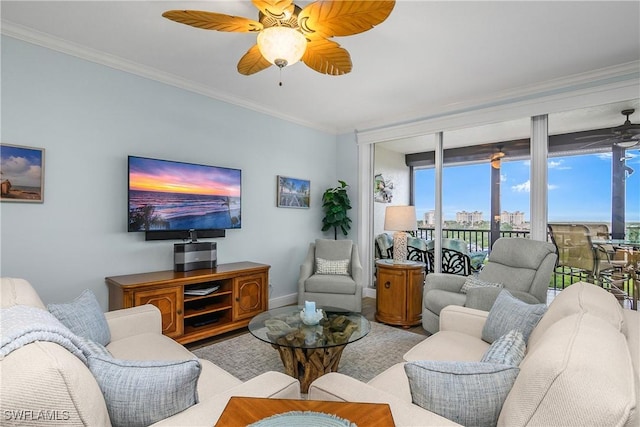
[501,210,525,226]
[424,210,436,226]
[456,211,483,224]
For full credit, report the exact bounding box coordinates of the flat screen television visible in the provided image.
[128,156,241,234]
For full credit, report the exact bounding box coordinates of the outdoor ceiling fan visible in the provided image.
[577,109,640,149]
[490,146,505,169]
[162,0,395,76]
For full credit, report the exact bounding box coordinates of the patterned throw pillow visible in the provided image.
[482,290,547,344]
[460,276,503,294]
[315,257,350,275]
[404,361,519,427]
[481,329,526,366]
[48,289,111,346]
[87,356,201,427]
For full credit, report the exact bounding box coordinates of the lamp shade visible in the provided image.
[384,206,417,231]
[257,27,307,68]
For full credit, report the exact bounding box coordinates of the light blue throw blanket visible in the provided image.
[0,305,93,363]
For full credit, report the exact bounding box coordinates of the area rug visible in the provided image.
[193,322,425,383]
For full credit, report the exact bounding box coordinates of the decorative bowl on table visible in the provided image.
[300,308,324,325]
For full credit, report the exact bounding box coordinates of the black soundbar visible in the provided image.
[145,229,225,241]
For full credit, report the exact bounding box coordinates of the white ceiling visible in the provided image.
[2,1,640,149]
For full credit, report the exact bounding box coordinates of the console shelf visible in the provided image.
[106,261,269,344]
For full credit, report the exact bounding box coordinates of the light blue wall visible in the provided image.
[1,36,349,308]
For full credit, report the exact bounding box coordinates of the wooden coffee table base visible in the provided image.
[216,396,395,427]
[273,344,347,393]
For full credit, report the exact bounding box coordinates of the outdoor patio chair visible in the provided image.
[374,233,394,259]
[407,236,428,264]
[421,237,557,334]
[547,223,625,284]
[425,238,472,276]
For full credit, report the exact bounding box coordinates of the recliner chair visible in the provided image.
[421,237,557,334]
[298,239,363,312]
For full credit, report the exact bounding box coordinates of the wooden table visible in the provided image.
[248,306,370,393]
[375,259,425,328]
[215,397,395,426]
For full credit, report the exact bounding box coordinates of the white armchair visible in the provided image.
[298,239,363,312]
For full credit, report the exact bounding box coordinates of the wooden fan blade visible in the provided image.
[575,134,613,140]
[162,10,263,33]
[580,138,616,149]
[251,0,295,20]
[302,39,352,75]
[298,0,395,38]
[237,44,272,75]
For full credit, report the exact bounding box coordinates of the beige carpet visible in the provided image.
[193,321,425,383]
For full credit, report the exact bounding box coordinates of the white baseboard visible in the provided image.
[364,287,376,298]
[269,293,298,308]
[269,289,376,308]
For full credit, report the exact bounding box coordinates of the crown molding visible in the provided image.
[356,61,640,144]
[1,21,335,134]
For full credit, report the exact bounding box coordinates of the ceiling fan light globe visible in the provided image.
[257,27,307,68]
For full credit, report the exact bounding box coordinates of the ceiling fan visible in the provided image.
[577,109,640,149]
[490,149,505,169]
[162,0,395,76]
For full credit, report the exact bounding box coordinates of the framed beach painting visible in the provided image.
[277,176,310,208]
[0,144,45,203]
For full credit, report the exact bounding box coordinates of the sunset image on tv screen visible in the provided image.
[128,156,241,231]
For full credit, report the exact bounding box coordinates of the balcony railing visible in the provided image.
[415,227,530,252]
[415,227,636,303]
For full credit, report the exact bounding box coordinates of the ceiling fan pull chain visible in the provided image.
[279,66,283,87]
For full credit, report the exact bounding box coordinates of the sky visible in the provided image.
[129,156,241,197]
[0,144,43,188]
[414,149,640,224]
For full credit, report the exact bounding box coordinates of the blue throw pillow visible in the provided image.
[87,356,201,427]
[481,329,526,366]
[482,290,547,344]
[48,289,111,346]
[404,360,519,427]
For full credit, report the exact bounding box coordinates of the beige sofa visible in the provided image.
[0,278,300,426]
[309,282,639,427]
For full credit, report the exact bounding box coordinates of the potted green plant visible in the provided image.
[321,180,352,239]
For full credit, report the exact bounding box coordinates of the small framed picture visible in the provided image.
[1,143,45,203]
[277,176,310,209]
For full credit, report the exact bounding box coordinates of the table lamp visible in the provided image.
[384,205,417,263]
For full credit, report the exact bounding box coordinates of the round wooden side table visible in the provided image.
[375,259,425,328]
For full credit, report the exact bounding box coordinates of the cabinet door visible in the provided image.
[134,286,184,338]
[233,273,266,321]
[376,268,406,323]
[406,268,425,324]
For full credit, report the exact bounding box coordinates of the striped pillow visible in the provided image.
[460,276,503,294]
[405,361,519,427]
[315,258,350,275]
[481,329,526,366]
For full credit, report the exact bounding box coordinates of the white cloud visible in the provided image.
[0,156,41,187]
[512,180,530,192]
[548,160,571,170]
[500,174,507,182]
[511,180,558,193]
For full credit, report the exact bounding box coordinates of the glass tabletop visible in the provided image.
[248,305,370,349]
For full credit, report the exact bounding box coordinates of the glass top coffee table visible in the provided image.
[248,305,370,392]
